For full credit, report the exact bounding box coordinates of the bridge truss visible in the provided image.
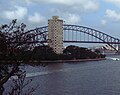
[6,24,120,51]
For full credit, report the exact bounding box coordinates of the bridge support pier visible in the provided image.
[118,44,120,54]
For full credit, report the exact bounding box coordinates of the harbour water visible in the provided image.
[5,55,120,95]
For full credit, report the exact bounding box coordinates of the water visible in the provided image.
[5,55,120,95]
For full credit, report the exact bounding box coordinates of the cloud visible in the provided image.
[25,0,99,12]
[63,14,81,24]
[101,9,120,25]
[49,9,81,24]
[2,6,27,20]
[106,0,120,6]
[101,19,107,25]
[106,9,120,22]
[82,0,99,12]
[28,12,46,24]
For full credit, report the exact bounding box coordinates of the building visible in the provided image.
[48,16,63,54]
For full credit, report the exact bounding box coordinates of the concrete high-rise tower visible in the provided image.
[48,16,63,54]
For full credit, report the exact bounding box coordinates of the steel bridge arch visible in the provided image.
[8,24,120,51]
[63,24,120,51]
[63,24,119,43]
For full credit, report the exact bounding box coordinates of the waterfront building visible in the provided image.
[48,16,63,54]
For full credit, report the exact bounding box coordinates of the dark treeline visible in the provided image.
[0,44,105,62]
[63,45,105,59]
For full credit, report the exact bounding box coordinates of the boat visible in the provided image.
[106,57,120,61]
[111,58,120,61]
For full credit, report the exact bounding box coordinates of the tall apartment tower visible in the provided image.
[48,16,63,54]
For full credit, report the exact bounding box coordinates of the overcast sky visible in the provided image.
[0,0,120,39]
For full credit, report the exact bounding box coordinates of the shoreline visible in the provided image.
[38,58,106,63]
[0,58,106,64]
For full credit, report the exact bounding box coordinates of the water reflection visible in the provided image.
[44,63,67,95]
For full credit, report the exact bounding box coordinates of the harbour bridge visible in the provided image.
[7,24,120,52]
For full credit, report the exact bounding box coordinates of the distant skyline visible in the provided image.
[0,0,120,39]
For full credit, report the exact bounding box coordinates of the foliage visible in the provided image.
[31,45,56,60]
[9,71,39,95]
[94,49,101,54]
[0,64,19,95]
[0,19,36,95]
[0,19,45,95]
[63,45,105,59]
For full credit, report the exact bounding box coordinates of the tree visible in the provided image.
[31,45,57,60]
[9,71,39,95]
[0,20,27,95]
[0,19,44,95]
[94,49,101,54]
[0,32,7,60]
[63,45,105,59]
[63,45,89,59]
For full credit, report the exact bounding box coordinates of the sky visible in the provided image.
[0,0,120,39]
